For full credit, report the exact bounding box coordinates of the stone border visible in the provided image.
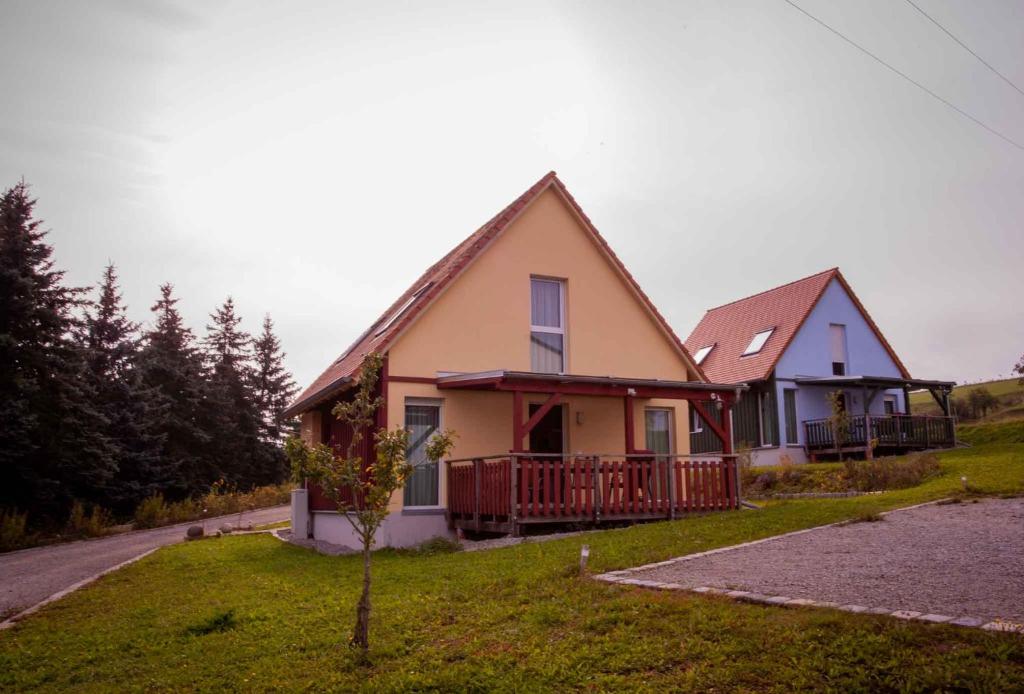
[751,490,885,500]
[0,548,159,631]
[592,499,1024,635]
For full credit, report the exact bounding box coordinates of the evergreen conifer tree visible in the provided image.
[252,314,299,481]
[203,298,263,487]
[82,264,165,510]
[138,284,214,497]
[0,182,114,515]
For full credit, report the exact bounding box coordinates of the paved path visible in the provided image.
[624,498,1024,624]
[0,505,289,621]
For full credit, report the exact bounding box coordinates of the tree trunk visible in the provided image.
[352,540,372,651]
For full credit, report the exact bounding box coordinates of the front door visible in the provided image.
[528,403,564,455]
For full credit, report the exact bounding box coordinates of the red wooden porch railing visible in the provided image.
[445,454,739,532]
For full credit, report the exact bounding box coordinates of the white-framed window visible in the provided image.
[690,405,704,434]
[693,344,715,365]
[645,408,674,459]
[783,388,798,444]
[530,277,565,373]
[403,398,442,508]
[757,391,771,447]
[742,328,774,356]
[883,395,897,415]
[830,323,847,376]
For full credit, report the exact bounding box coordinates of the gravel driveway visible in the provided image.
[628,498,1024,623]
[0,504,289,622]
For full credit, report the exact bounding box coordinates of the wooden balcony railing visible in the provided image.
[445,453,739,533]
[803,414,956,451]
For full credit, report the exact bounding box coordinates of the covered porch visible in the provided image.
[436,370,743,535]
[794,376,957,459]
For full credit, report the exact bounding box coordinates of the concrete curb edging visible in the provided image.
[0,548,159,631]
[592,498,1024,635]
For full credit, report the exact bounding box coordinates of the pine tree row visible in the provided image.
[0,182,299,523]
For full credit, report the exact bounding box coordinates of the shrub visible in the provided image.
[134,494,169,529]
[133,483,292,530]
[0,509,32,552]
[414,536,462,555]
[66,501,113,538]
[842,453,941,492]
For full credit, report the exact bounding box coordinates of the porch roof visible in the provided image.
[436,369,744,401]
[792,375,954,392]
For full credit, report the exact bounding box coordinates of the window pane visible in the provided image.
[531,279,561,328]
[404,404,439,506]
[530,332,564,373]
[830,324,846,363]
[645,410,671,455]
[784,389,798,444]
[743,328,774,356]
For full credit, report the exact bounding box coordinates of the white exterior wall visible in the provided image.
[311,510,454,550]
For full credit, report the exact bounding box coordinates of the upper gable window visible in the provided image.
[742,328,774,356]
[830,324,847,375]
[693,344,715,365]
[530,277,565,373]
[375,283,433,337]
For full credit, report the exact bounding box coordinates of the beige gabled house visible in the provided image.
[286,172,739,548]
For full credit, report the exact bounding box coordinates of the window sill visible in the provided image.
[402,507,446,516]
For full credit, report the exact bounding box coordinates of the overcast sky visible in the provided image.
[2,0,1022,389]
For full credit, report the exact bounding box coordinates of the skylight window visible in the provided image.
[742,328,774,356]
[374,283,433,336]
[693,344,715,365]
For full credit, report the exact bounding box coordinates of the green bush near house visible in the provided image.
[1,444,1023,691]
[742,453,941,496]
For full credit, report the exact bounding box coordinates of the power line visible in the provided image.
[904,0,1024,99]
[782,0,1024,151]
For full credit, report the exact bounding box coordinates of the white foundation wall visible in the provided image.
[748,446,809,467]
[310,510,454,550]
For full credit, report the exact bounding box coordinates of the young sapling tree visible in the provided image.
[285,352,456,655]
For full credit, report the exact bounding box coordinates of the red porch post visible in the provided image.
[512,390,525,452]
[623,393,635,454]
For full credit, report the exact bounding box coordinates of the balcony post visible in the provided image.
[667,458,676,520]
[445,460,453,529]
[509,454,519,536]
[473,458,483,532]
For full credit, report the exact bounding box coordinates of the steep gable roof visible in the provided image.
[285,172,704,417]
[684,268,911,384]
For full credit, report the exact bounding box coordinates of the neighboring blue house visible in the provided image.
[685,268,955,465]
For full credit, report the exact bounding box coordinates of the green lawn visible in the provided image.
[2,445,1023,692]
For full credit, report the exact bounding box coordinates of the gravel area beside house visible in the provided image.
[622,498,1024,624]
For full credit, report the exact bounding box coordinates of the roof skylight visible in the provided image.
[374,283,433,337]
[742,328,774,356]
[693,344,715,365]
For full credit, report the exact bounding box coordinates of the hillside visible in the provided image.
[910,378,1024,420]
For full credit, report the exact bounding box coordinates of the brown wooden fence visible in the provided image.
[445,454,738,533]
